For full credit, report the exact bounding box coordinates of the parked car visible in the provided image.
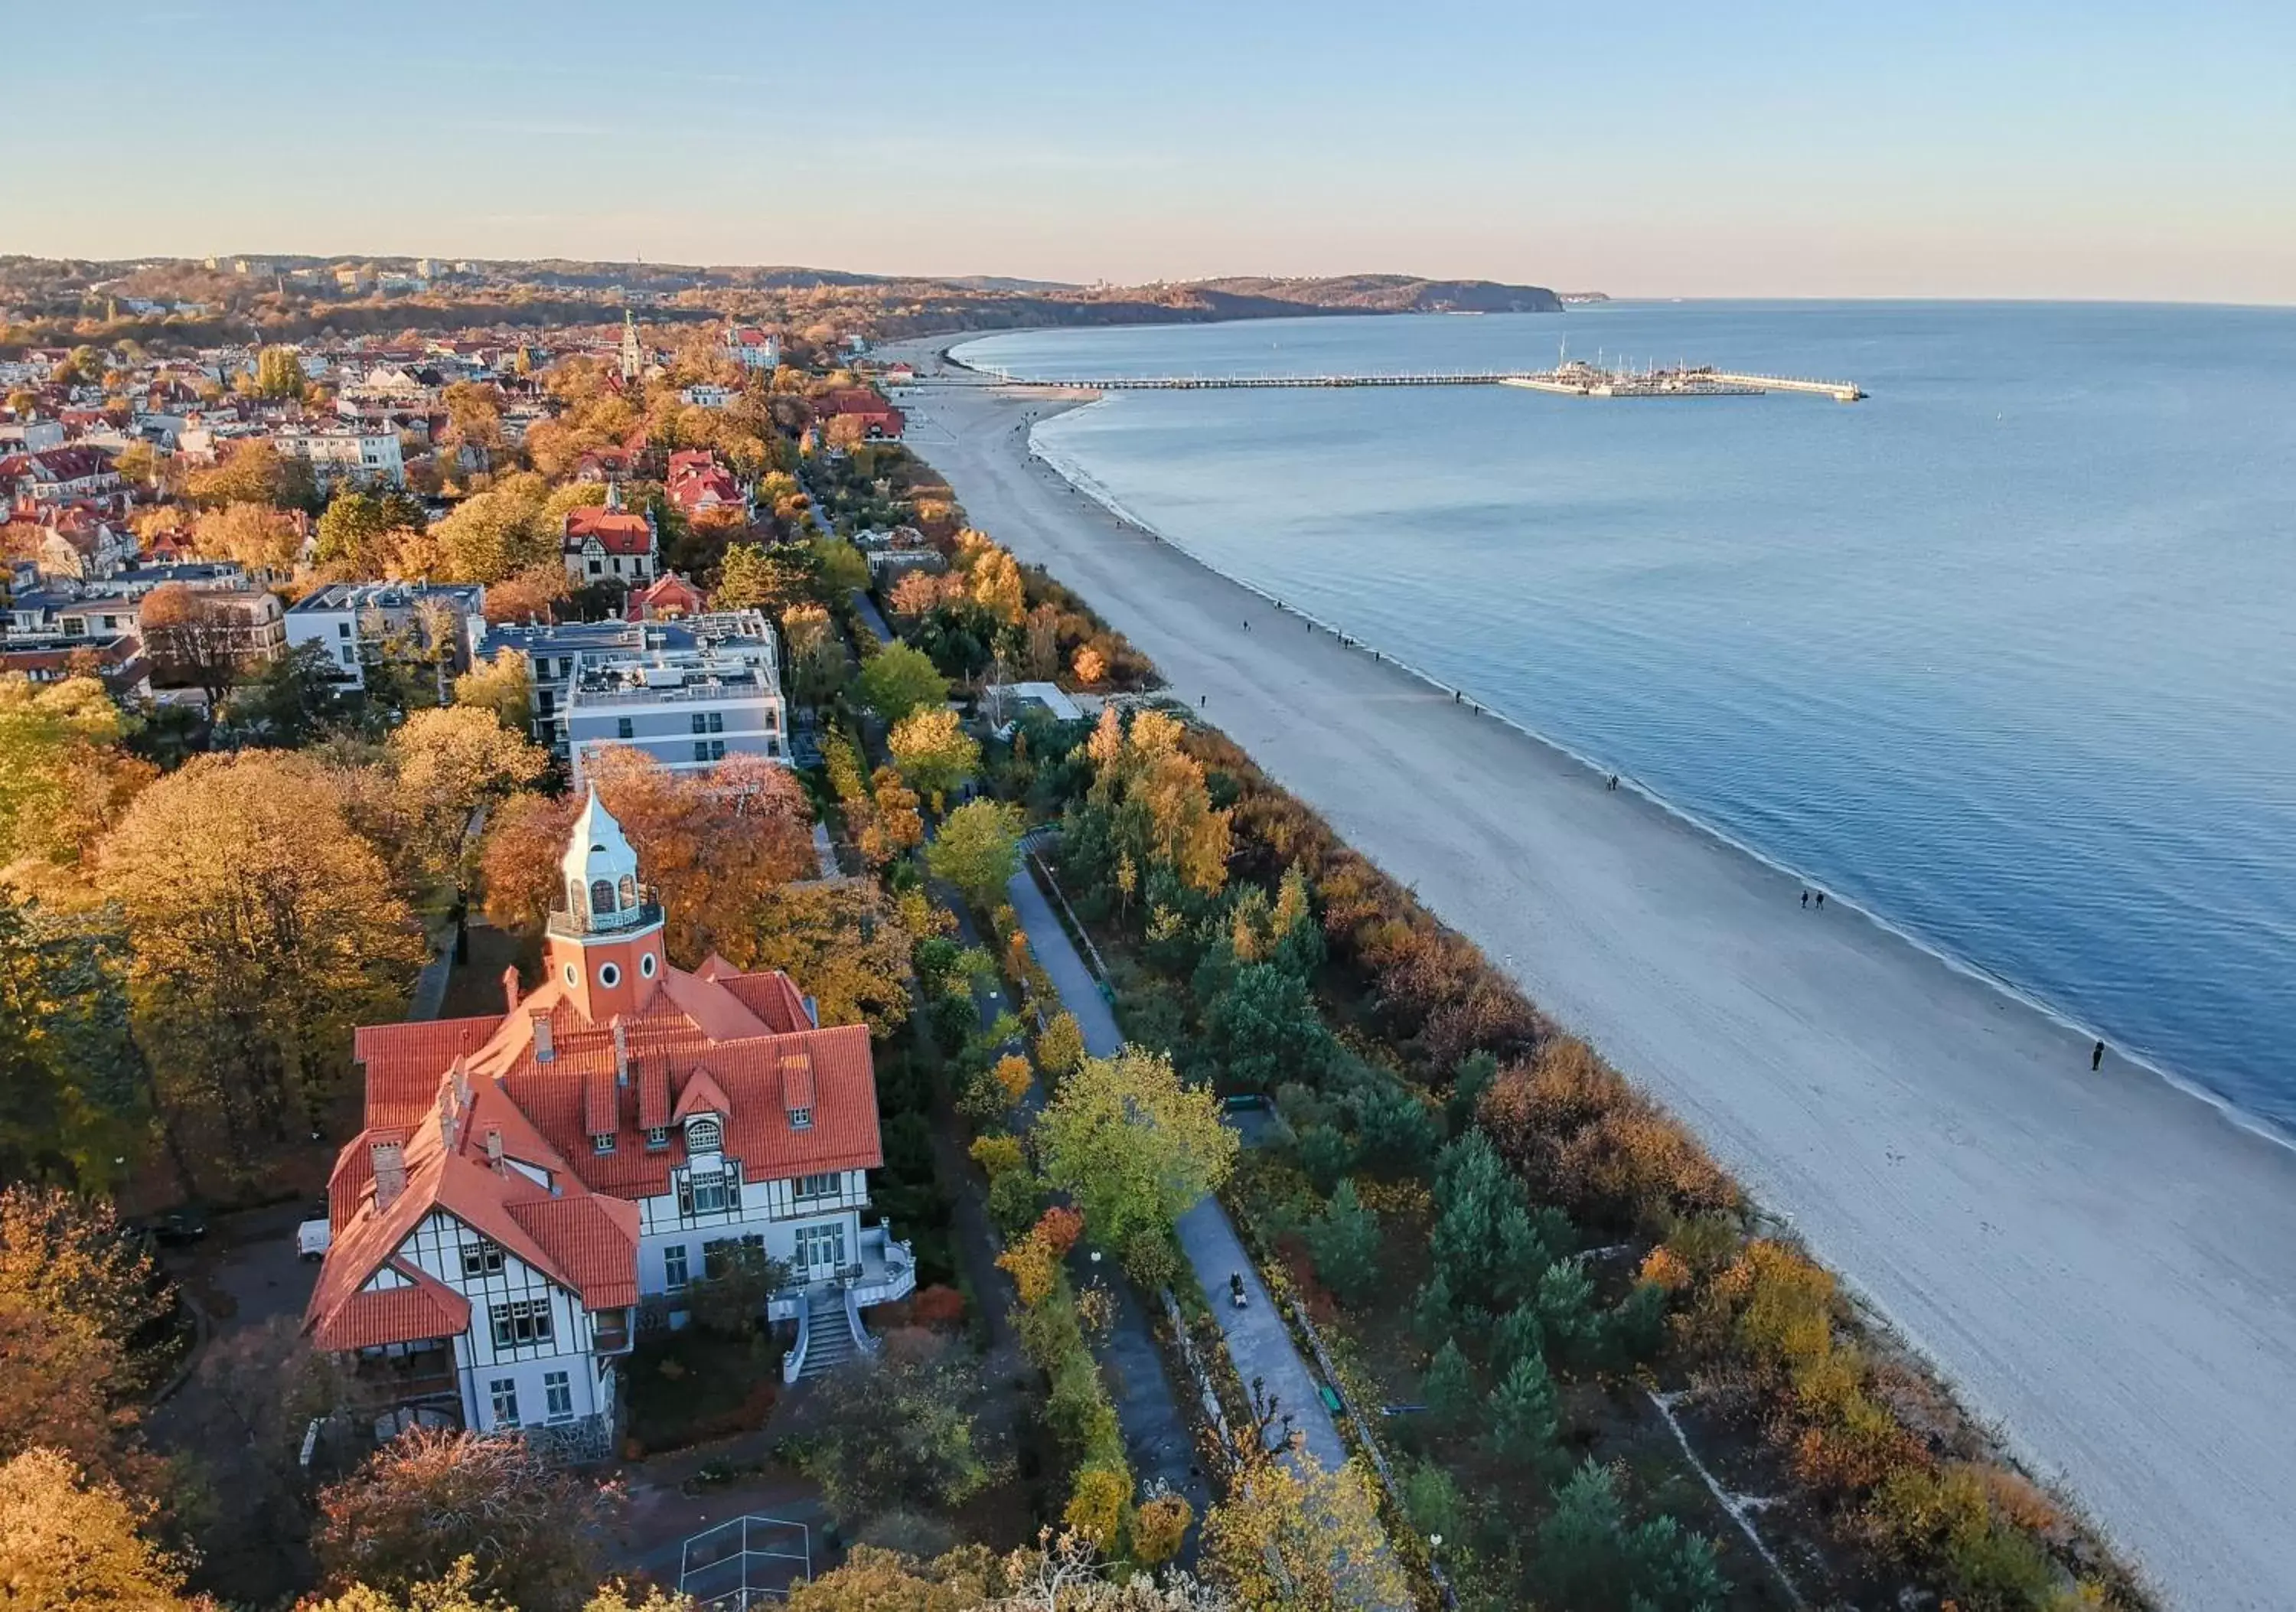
[133,1206,208,1247]
[297,1202,332,1261]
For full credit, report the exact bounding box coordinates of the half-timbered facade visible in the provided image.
[304,792,912,1447]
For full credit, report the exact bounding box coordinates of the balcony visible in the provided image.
[545,898,664,944]
[345,1344,460,1409]
[592,1308,632,1355]
[765,1222,916,1323]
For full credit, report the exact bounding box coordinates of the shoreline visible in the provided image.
[882,334,2296,1608]
[1018,394,2296,1164]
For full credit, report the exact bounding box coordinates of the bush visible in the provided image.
[970,1134,1024,1178]
[1120,1229,1181,1291]
[988,1169,1043,1239]
[1131,1493,1192,1565]
[1063,1464,1131,1549]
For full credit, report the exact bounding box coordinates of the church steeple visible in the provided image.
[619,308,642,385]
[547,790,665,1022]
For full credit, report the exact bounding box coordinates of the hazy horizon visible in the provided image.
[11,0,2294,305]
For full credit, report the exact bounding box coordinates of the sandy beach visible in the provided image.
[879,338,2296,1610]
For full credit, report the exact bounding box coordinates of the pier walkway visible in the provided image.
[931,364,1864,400]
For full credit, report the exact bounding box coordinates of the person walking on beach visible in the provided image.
[1815,892,1825,909]
[1802,890,1809,909]
[2092,1039,2105,1071]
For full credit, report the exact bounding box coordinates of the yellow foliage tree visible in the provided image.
[1035,1048,1237,1253]
[1130,1493,1193,1565]
[0,1448,194,1611]
[96,752,425,1167]
[0,673,152,882]
[1034,1011,1086,1082]
[887,707,980,812]
[1203,1450,1402,1611]
[1062,1464,1130,1548]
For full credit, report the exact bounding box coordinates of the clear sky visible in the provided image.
[9,0,2294,302]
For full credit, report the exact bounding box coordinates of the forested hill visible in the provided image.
[1181,275,1564,313]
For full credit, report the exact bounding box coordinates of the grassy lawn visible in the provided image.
[625,1328,784,1456]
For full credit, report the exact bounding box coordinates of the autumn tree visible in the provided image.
[0,672,151,879]
[97,752,425,1172]
[1202,1450,1403,1612]
[254,344,305,400]
[783,602,845,705]
[187,439,310,510]
[743,879,915,1035]
[857,641,949,724]
[0,902,146,1189]
[889,707,980,811]
[1035,1048,1237,1257]
[432,473,556,585]
[925,798,1022,908]
[451,651,533,736]
[784,1336,993,1528]
[139,582,243,706]
[192,501,303,573]
[0,1448,194,1611]
[714,541,817,615]
[385,705,549,887]
[1080,708,1231,896]
[479,748,812,963]
[480,562,571,625]
[856,765,925,870]
[315,1428,618,1612]
[1035,1010,1087,1082]
[315,488,428,578]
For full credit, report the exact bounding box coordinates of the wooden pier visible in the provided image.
[947,363,1864,401]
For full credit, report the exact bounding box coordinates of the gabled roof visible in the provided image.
[564,506,654,555]
[310,1259,471,1353]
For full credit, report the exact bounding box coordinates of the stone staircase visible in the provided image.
[796,1288,855,1379]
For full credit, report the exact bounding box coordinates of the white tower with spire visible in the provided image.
[549,790,665,1021]
[619,308,642,384]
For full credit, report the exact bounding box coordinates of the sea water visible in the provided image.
[954,303,2296,1127]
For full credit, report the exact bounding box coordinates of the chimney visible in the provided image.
[370,1137,406,1210]
[501,964,521,1013]
[530,1007,554,1062]
[484,1128,504,1172]
[613,1019,631,1088]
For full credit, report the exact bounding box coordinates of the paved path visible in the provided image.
[1005,860,1350,1473]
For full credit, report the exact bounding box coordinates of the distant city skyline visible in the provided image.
[12,0,2295,305]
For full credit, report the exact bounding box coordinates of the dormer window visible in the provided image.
[788,1107,813,1131]
[592,1132,616,1155]
[686,1115,722,1154]
[644,1126,669,1150]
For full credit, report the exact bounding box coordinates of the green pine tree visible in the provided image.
[1305,1180,1383,1306]
[1486,1349,1564,1477]
[1421,1337,1476,1427]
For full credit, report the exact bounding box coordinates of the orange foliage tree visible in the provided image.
[479,747,812,962]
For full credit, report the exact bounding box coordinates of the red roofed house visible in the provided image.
[305,792,912,1445]
[724,326,779,370]
[814,388,905,442]
[563,481,659,589]
[625,571,707,622]
[662,449,743,520]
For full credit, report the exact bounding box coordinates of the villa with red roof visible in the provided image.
[563,481,659,588]
[305,792,912,1447]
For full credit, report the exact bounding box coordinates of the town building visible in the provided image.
[285,581,487,689]
[625,573,707,622]
[813,388,905,442]
[563,628,788,788]
[725,327,779,371]
[662,449,744,521]
[563,484,658,587]
[302,795,908,1445]
[273,422,406,488]
[475,612,781,761]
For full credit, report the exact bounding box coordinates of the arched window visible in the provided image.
[618,874,638,909]
[687,1116,722,1154]
[568,878,585,917]
[591,879,616,915]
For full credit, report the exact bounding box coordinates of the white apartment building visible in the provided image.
[273,422,405,488]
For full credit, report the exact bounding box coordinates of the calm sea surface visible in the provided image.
[954,304,2296,1127]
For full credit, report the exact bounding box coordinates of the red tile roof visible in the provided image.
[564,506,654,556]
[310,1259,471,1352]
[314,951,882,1353]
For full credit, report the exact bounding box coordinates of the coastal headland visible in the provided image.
[882,337,2296,1611]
